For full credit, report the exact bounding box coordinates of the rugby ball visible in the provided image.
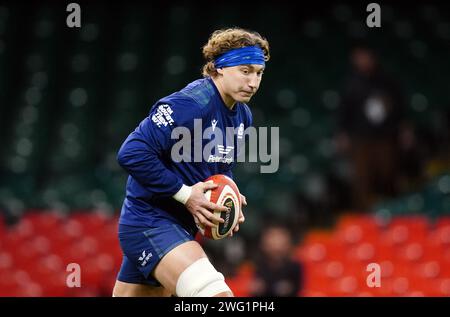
[196,174,241,240]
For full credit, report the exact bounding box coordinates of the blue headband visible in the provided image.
[214,46,266,69]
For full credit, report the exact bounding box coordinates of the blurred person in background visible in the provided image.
[249,223,303,297]
[334,44,419,211]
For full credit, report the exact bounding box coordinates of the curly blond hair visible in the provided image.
[201,27,270,77]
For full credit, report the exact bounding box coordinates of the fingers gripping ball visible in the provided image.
[196,174,241,240]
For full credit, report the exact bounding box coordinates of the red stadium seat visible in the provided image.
[427,278,450,296]
[48,218,85,255]
[390,276,411,296]
[14,282,44,297]
[422,234,445,262]
[302,262,332,294]
[60,235,99,264]
[0,269,18,296]
[14,235,52,271]
[441,250,450,275]
[372,235,396,262]
[0,251,14,271]
[81,253,116,288]
[70,211,111,235]
[225,262,255,297]
[331,275,360,296]
[377,260,395,279]
[431,218,450,246]
[387,216,429,243]
[0,269,33,296]
[95,222,121,268]
[22,211,65,234]
[395,242,425,264]
[346,242,376,262]
[335,214,383,244]
[34,254,65,277]
[415,261,442,279]
[406,262,442,296]
[42,271,71,296]
[305,260,342,284]
[2,219,35,251]
[296,241,328,263]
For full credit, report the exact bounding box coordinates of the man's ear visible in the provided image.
[216,67,224,76]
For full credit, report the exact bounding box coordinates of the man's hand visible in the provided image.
[229,194,246,237]
[185,182,228,229]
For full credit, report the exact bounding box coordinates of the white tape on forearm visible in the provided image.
[173,184,192,205]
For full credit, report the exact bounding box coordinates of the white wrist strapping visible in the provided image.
[173,184,192,205]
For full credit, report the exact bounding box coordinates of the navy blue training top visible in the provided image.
[117,77,252,233]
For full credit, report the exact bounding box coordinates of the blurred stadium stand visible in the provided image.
[0,210,120,296]
[227,213,450,297]
[0,2,449,296]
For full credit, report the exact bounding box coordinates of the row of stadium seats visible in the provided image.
[227,214,450,297]
[1,211,449,296]
[0,211,121,296]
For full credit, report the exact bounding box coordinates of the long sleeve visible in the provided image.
[117,101,203,198]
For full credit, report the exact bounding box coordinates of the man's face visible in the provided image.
[352,48,376,75]
[217,64,265,103]
[261,227,292,257]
